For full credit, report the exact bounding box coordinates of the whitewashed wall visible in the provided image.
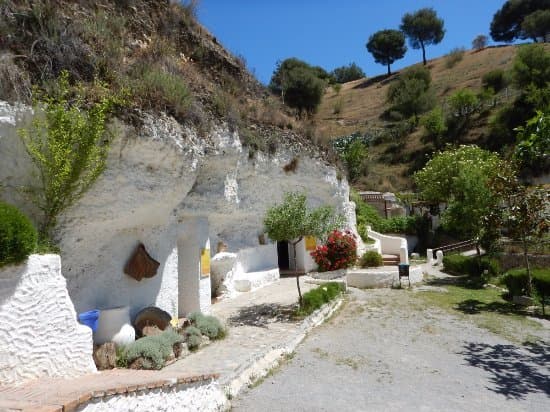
[0,255,96,385]
[0,101,359,321]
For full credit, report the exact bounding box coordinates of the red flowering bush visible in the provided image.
[310,230,357,272]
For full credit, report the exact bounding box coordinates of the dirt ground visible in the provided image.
[232,286,550,412]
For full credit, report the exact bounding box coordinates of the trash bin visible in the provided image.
[78,309,100,332]
[398,263,410,287]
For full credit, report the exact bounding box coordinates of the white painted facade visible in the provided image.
[0,255,96,385]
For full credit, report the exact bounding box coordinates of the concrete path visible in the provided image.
[232,287,550,412]
[165,276,318,384]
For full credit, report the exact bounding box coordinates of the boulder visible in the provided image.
[93,342,117,370]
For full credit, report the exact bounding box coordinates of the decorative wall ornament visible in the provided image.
[124,243,160,281]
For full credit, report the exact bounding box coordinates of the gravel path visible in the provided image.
[232,287,550,412]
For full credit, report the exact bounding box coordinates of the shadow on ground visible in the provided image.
[461,340,550,399]
[228,303,297,328]
[455,299,523,315]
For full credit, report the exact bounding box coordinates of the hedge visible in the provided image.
[442,254,500,278]
[0,202,37,267]
[501,268,550,314]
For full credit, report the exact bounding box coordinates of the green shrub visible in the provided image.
[184,325,202,351]
[359,251,383,268]
[501,269,530,297]
[532,269,550,315]
[376,216,418,235]
[133,66,191,120]
[445,47,465,68]
[0,202,37,267]
[188,312,226,340]
[482,69,507,93]
[122,329,183,370]
[300,282,343,315]
[442,255,500,278]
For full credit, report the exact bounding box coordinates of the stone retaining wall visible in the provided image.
[498,254,550,271]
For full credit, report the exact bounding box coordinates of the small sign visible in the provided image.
[200,248,210,277]
[305,236,316,251]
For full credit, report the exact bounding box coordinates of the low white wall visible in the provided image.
[0,255,96,385]
[77,381,228,412]
[366,226,409,264]
[236,244,278,273]
[347,266,423,288]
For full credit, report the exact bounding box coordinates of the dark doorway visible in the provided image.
[277,241,290,270]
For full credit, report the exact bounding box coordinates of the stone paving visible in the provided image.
[0,277,318,411]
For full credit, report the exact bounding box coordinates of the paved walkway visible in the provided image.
[233,286,550,412]
[0,277,318,411]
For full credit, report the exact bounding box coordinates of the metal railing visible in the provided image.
[434,239,477,255]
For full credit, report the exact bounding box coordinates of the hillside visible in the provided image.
[315,45,547,191]
[0,0,321,158]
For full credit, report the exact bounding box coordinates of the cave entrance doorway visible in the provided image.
[277,241,296,276]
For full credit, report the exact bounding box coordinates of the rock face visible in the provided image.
[0,102,361,320]
[93,342,117,370]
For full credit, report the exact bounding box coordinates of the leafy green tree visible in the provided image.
[514,110,550,174]
[264,192,342,305]
[522,9,550,42]
[331,63,365,83]
[366,29,407,75]
[490,0,550,42]
[512,43,550,90]
[414,146,503,251]
[472,34,489,50]
[269,58,327,116]
[420,106,447,147]
[19,71,121,238]
[486,163,549,293]
[387,65,435,122]
[342,140,369,183]
[448,89,479,118]
[400,8,445,65]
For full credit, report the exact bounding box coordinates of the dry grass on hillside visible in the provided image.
[315,45,530,191]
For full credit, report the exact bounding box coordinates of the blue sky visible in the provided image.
[197,0,507,84]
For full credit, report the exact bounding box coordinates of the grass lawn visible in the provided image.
[416,276,546,344]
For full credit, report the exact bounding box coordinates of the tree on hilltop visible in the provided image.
[400,8,445,65]
[269,58,327,116]
[490,0,550,42]
[472,34,489,50]
[522,9,550,42]
[331,63,365,83]
[366,29,407,75]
